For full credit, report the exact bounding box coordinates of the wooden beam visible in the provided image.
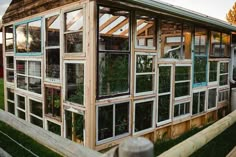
[99,16,119,31]
[137,23,153,36]
[66,10,83,30]
[120,19,145,36]
[106,18,128,35]
[47,15,58,28]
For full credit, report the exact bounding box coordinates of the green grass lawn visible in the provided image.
[0,79,4,110]
[190,123,236,157]
[0,121,62,157]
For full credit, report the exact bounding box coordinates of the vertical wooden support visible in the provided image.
[2,26,7,111]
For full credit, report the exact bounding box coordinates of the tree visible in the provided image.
[226,2,236,24]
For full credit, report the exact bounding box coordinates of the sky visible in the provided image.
[0,0,235,43]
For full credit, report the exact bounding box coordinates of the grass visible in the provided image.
[154,124,212,156]
[0,79,4,110]
[191,122,236,157]
[0,120,62,157]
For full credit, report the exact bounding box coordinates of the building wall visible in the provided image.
[2,0,232,151]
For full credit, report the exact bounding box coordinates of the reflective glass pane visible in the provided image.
[136,75,154,93]
[28,77,41,94]
[209,61,217,82]
[115,102,129,136]
[28,20,41,52]
[30,116,43,128]
[30,100,42,117]
[28,61,41,77]
[175,82,190,97]
[136,55,155,73]
[194,27,207,55]
[6,56,14,69]
[46,49,60,79]
[17,95,25,109]
[208,88,217,109]
[194,57,207,84]
[159,66,171,93]
[46,15,60,46]
[16,24,27,53]
[16,61,27,74]
[65,9,83,32]
[48,121,61,135]
[175,66,190,81]
[17,75,27,90]
[65,32,83,53]
[158,95,170,122]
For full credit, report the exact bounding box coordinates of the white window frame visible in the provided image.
[208,61,219,86]
[6,88,15,114]
[192,89,206,115]
[45,118,62,136]
[6,56,14,84]
[157,64,173,126]
[218,89,229,103]
[134,52,156,96]
[133,98,155,135]
[28,98,44,128]
[63,60,85,107]
[173,100,191,120]
[96,101,131,145]
[175,64,192,100]
[15,94,27,120]
[219,61,229,88]
[207,87,218,111]
[15,58,42,97]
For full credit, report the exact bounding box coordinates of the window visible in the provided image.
[134,100,154,133]
[219,62,229,86]
[135,13,156,49]
[65,63,84,105]
[158,65,172,124]
[7,88,15,114]
[97,102,129,142]
[16,95,26,120]
[175,66,191,98]
[65,110,84,144]
[5,25,14,52]
[208,88,217,109]
[15,19,41,54]
[135,53,155,95]
[45,87,61,119]
[160,20,191,59]
[16,60,42,94]
[6,56,14,83]
[64,9,84,53]
[192,91,205,115]
[174,102,190,118]
[210,31,230,57]
[45,14,60,81]
[218,89,229,103]
[29,99,43,128]
[47,121,61,136]
[209,61,218,83]
[98,6,130,98]
[193,27,208,87]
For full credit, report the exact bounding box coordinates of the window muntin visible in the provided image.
[16,60,42,94]
[175,66,191,98]
[135,53,155,95]
[174,102,190,118]
[47,120,61,136]
[135,13,156,49]
[46,15,60,47]
[45,87,61,119]
[219,62,229,86]
[210,31,230,57]
[97,102,129,142]
[134,100,154,133]
[209,61,218,82]
[218,89,229,102]
[16,95,26,120]
[65,63,84,105]
[15,19,42,54]
[64,9,84,53]
[7,88,15,114]
[160,20,191,59]
[65,110,84,144]
[208,88,217,109]
[5,25,14,51]
[6,56,14,83]
[29,99,43,128]
[192,91,205,115]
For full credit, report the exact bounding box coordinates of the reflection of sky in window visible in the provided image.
[99,14,112,26]
[69,17,83,31]
[50,16,60,29]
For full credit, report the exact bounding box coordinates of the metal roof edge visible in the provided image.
[127,0,236,32]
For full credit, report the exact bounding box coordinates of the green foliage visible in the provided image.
[68,84,84,105]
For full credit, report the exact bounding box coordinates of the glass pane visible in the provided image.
[66,63,84,105]
[7,101,15,115]
[136,14,155,48]
[5,25,13,51]
[45,87,61,117]
[30,116,43,128]
[17,95,25,109]
[174,105,179,117]
[28,20,41,52]
[65,32,83,53]
[16,60,27,74]
[175,82,190,97]
[199,91,205,112]
[194,57,207,84]
[175,66,190,81]
[208,88,217,109]
[18,110,25,120]
[194,27,207,55]
[16,24,27,53]
[65,9,83,32]
[28,61,41,77]
[135,101,153,132]
[136,75,154,93]
[220,75,228,86]
[65,111,72,140]
[192,93,198,115]
[209,61,217,82]
[99,6,130,51]
[220,62,228,74]
[5,39,14,51]
[210,31,221,57]
[48,121,61,136]
[136,55,155,73]
[180,103,185,115]
[158,95,170,122]
[7,88,14,101]
[115,102,129,136]
[6,56,14,69]
[30,100,42,117]
[17,75,27,90]
[98,105,113,141]
[46,49,60,79]
[7,70,14,83]
[222,33,230,57]
[74,113,84,142]
[46,15,60,46]
[159,66,171,93]
[98,53,129,97]
[183,24,192,59]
